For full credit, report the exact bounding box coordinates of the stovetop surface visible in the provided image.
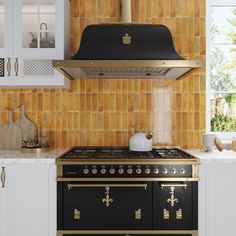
[59,146,196,160]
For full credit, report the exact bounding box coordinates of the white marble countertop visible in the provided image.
[187,149,236,164]
[0,149,66,164]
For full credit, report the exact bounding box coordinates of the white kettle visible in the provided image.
[129,130,154,152]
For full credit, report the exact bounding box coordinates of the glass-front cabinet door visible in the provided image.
[13,0,60,57]
[0,0,12,81]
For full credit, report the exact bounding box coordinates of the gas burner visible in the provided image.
[63,148,97,159]
[96,147,127,159]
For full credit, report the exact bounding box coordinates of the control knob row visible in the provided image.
[83,167,186,175]
[162,168,186,175]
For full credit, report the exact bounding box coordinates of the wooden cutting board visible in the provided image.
[1,108,22,150]
[15,102,38,144]
[0,111,9,149]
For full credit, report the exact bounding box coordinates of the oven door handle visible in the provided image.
[161,183,187,189]
[67,183,148,190]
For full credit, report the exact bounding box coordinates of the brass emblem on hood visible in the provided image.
[122,33,131,45]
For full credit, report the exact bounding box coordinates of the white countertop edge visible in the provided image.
[186,149,236,164]
[0,149,66,164]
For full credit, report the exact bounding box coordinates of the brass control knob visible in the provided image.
[171,168,177,174]
[83,168,89,175]
[145,168,151,174]
[127,168,133,174]
[118,168,124,174]
[163,168,168,174]
[101,168,106,174]
[154,168,159,174]
[180,168,186,175]
[92,168,98,175]
[136,168,142,175]
[109,168,115,174]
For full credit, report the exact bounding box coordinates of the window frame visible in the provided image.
[206,0,236,139]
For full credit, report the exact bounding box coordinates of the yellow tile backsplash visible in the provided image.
[0,0,206,149]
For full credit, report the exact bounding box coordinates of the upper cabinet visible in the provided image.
[0,0,70,88]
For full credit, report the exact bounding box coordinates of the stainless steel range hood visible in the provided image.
[53,1,202,80]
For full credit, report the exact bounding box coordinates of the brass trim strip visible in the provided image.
[58,68,74,80]
[57,165,62,177]
[53,60,203,69]
[192,164,199,179]
[67,183,148,190]
[57,230,198,235]
[56,159,200,165]
[57,177,199,182]
[161,184,187,189]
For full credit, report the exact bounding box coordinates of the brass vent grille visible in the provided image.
[53,60,202,80]
[83,67,170,76]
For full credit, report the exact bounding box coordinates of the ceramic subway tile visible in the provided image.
[92,112,98,130]
[97,112,104,130]
[85,112,92,130]
[128,94,134,112]
[163,0,170,17]
[86,94,92,111]
[62,112,67,131]
[73,112,80,130]
[116,112,122,130]
[67,112,73,130]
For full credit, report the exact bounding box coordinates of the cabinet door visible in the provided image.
[0,0,14,85]
[10,0,68,87]
[13,0,64,58]
[7,164,50,236]
[205,164,236,236]
[153,182,198,230]
[61,182,153,230]
[11,57,69,87]
[0,165,7,236]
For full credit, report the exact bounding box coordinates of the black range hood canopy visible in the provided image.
[53,24,202,79]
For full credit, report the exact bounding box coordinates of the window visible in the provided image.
[207,0,236,139]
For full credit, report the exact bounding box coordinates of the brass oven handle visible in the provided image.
[1,167,6,188]
[14,57,19,76]
[161,184,187,189]
[7,58,11,76]
[67,184,148,190]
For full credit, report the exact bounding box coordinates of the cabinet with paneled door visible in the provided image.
[199,163,236,236]
[0,162,56,236]
[0,0,69,88]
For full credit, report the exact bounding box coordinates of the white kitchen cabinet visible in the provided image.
[199,163,236,236]
[0,0,70,88]
[0,162,56,236]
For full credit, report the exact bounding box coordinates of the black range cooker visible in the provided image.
[57,147,199,236]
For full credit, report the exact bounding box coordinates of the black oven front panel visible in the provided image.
[153,182,198,230]
[59,182,153,230]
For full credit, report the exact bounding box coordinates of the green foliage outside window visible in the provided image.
[211,114,236,131]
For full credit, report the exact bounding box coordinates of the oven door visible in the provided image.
[153,181,198,230]
[59,181,153,230]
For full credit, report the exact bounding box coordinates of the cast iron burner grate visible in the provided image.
[61,147,195,160]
